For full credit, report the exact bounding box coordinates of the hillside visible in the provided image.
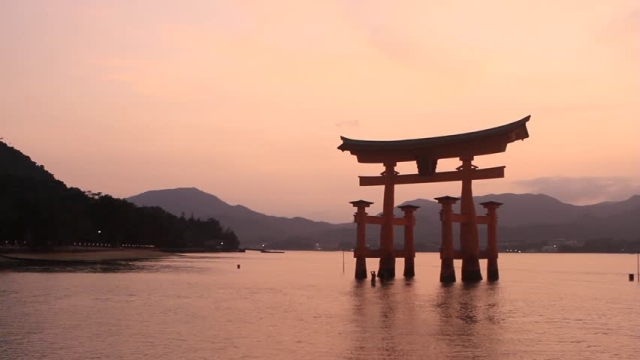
[0,141,56,181]
[0,141,238,250]
[396,193,640,227]
[128,188,348,249]
[399,193,640,250]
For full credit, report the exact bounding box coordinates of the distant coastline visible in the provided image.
[0,248,172,264]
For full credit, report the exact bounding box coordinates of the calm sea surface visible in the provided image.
[1,252,639,360]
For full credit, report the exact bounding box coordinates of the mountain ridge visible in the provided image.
[128,187,343,248]
[127,187,640,250]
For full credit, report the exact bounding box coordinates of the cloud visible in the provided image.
[335,120,360,128]
[514,176,640,204]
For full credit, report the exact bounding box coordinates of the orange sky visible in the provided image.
[2,1,639,222]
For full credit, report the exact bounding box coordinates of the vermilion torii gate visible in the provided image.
[338,116,531,282]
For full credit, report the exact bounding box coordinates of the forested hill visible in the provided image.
[0,141,239,250]
[0,141,56,181]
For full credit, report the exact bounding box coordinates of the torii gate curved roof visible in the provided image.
[338,115,530,164]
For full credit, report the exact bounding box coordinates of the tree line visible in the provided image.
[0,141,239,250]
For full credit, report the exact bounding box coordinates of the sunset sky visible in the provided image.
[2,1,639,222]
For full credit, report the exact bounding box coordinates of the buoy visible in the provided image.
[629,273,634,281]
[237,264,241,269]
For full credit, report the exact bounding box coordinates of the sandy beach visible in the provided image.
[0,249,173,263]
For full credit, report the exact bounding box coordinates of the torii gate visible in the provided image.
[338,116,531,282]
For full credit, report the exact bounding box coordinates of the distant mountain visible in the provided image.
[394,193,640,250]
[399,193,640,227]
[128,187,640,251]
[127,188,350,249]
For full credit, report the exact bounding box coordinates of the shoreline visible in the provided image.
[0,248,173,264]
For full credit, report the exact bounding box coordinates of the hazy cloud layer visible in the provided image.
[515,176,640,204]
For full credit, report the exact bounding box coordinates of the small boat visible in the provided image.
[260,249,285,254]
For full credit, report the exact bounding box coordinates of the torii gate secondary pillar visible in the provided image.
[481,201,502,281]
[348,200,419,279]
[436,196,458,283]
[350,200,373,279]
[399,204,419,278]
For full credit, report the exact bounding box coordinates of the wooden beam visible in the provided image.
[451,214,467,223]
[364,216,382,225]
[359,166,505,186]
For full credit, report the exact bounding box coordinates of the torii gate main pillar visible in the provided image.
[459,156,482,282]
[378,162,397,279]
[436,196,458,282]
